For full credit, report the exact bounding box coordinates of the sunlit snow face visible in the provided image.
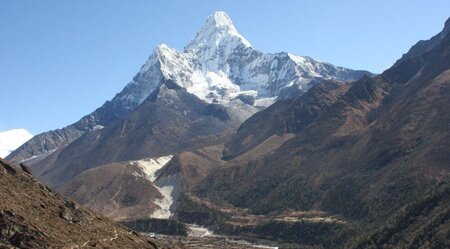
[124,11,367,109]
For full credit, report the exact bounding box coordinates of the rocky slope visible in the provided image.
[7,11,372,167]
[32,80,248,188]
[57,158,172,221]
[0,159,162,248]
[57,145,225,223]
[223,80,351,159]
[348,183,449,249]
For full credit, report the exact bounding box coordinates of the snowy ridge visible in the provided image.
[185,11,252,52]
[119,11,371,108]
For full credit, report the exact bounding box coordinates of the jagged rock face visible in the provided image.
[7,11,372,166]
[5,97,133,164]
[383,17,450,85]
[396,17,450,62]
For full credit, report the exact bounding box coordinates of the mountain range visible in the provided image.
[3,11,449,249]
[7,11,372,165]
[6,11,373,226]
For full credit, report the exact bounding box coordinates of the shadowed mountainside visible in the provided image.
[223,80,351,160]
[32,80,255,188]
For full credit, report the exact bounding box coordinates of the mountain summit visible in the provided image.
[185,11,252,52]
[134,11,372,105]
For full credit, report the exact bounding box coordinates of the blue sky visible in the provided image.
[1,0,449,134]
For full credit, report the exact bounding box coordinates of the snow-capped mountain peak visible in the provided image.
[208,11,235,28]
[185,11,252,59]
[131,11,372,107]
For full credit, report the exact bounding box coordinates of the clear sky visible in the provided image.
[1,0,449,135]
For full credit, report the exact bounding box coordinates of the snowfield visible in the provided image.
[133,155,173,182]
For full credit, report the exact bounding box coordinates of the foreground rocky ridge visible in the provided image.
[0,159,161,248]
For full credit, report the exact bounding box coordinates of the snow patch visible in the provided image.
[21,148,57,163]
[131,155,182,219]
[92,125,104,130]
[132,155,173,182]
[254,97,277,107]
[187,224,214,237]
[252,245,279,249]
[152,173,182,219]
